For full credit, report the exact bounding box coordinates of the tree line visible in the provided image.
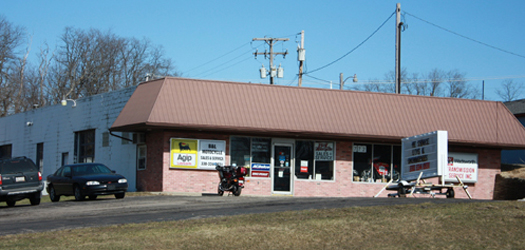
[352,68,523,102]
[0,16,178,117]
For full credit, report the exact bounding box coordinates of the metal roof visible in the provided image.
[110,77,525,149]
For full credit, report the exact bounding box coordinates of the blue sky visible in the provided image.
[2,1,525,101]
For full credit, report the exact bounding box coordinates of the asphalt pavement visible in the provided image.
[0,194,488,236]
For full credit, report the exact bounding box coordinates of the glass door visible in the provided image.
[273,144,293,194]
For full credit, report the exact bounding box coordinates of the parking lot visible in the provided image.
[0,194,486,236]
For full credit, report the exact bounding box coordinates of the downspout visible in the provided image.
[109,130,133,142]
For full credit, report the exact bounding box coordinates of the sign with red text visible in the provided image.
[251,163,270,178]
[444,152,478,183]
[170,138,225,170]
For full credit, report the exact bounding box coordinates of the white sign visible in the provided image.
[401,131,448,181]
[444,152,478,183]
[315,142,334,161]
[199,140,226,170]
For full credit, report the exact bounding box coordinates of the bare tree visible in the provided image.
[48,27,178,102]
[0,16,26,117]
[496,79,523,102]
[444,69,478,99]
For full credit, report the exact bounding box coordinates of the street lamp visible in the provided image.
[61,96,77,108]
[339,73,358,90]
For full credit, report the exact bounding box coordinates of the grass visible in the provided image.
[1,200,524,249]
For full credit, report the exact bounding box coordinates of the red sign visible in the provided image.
[251,171,270,178]
[300,166,308,173]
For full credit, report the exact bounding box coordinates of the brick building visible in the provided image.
[109,77,525,199]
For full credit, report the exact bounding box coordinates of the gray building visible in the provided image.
[0,86,139,192]
[502,99,525,164]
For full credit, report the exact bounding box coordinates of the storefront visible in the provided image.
[110,77,525,199]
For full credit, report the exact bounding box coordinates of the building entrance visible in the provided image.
[272,144,293,194]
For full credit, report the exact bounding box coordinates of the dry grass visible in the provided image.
[1,201,524,249]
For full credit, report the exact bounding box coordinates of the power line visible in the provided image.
[185,42,251,74]
[404,11,525,60]
[199,55,253,78]
[304,11,396,75]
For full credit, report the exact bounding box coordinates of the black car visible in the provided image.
[46,163,128,201]
[0,157,44,207]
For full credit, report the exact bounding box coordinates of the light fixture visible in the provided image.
[339,73,358,90]
[61,96,77,108]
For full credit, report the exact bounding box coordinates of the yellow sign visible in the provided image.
[170,139,198,169]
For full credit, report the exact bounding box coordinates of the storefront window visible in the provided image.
[230,137,250,168]
[251,138,271,163]
[353,143,400,183]
[295,141,335,180]
[295,141,314,179]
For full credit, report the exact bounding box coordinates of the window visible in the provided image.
[295,141,335,180]
[230,137,250,168]
[137,144,147,170]
[230,137,271,177]
[61,166,71,177]
[75,130,95,163]
[36,143,44,170]
[121,132,130,145]
[251,138,271,164]
[102,132,109,147]
[353,143,401,183]
[0,144,12,159]
[61,152,69,166]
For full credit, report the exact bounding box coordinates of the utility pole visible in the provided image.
[297,30,305,87]
[253,37,289,84]
[395,3,402,94]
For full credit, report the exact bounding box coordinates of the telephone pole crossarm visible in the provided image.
[252,37,290,84]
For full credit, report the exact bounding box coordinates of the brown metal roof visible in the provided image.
[110,77,525,149]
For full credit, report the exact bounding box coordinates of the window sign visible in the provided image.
[170,138,226,170]
[315,142,334,161]
[353,145,367,153]
[199,140,226,170]
[300,160,309,173]
[251,163,270,178]
[252,139,270,152]
[444,152,478,183]
[170,139,198,169]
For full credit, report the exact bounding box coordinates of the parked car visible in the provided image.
[0,157,44,207]
[46,163,128,201]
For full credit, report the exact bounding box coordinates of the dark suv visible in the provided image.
[0,157,44,207]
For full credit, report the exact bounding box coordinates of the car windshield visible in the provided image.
[72,164,112,176]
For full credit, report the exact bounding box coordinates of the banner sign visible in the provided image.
[199,140,226,170]
[401,131,448,181]
[444,152,478,183]
[251,163,270,178]
[315,142,334,161]
[170,138,226,170]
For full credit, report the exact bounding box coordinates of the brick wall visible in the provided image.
[140,134,501,200]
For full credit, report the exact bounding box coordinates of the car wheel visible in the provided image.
[49,186,60,202]
[88,195,97,200]
[74,185,85,201]
[114,193,125,199]
[6,200,15,207]
[30,192,41,205]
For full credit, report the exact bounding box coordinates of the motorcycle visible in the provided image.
[215,165,247,196]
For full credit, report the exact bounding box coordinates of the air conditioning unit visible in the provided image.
[132,133,146,144]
